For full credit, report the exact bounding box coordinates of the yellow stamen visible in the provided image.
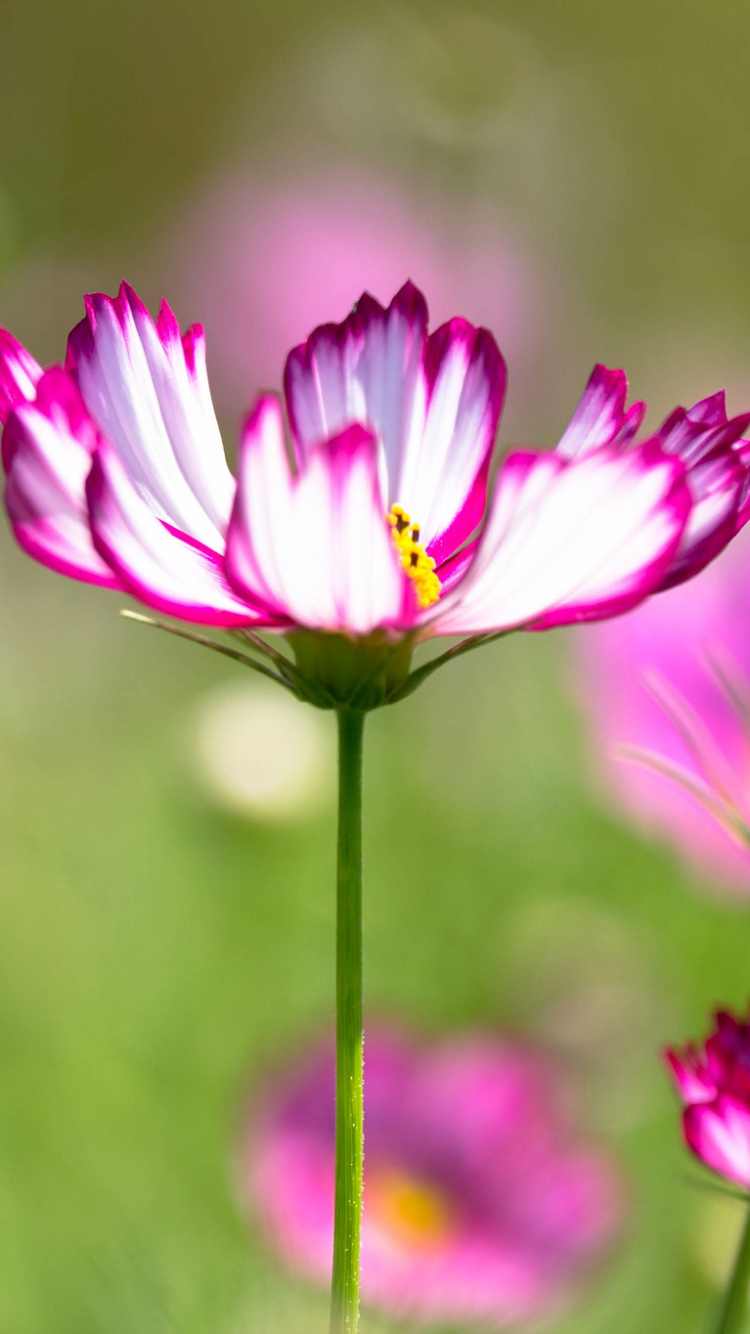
[368,1168,454,1251]
[387,505,441,608]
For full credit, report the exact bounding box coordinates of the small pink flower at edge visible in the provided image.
[667,1003,750,1189]
[2,280,750,697]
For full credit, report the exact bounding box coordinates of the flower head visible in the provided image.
[245,1028,622,1327]
[667,1004,750,1188]
[2,281,749,704]
[576,527,750,888]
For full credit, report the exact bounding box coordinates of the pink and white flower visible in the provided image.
[244,1028,622,1327]
[667,1004,750,1188]
[2,282,749,687]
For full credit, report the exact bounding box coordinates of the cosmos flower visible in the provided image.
[667,1004,750,1188]
[576,525,750,889]
[2,284,749,702]
[244,1028,622,1327]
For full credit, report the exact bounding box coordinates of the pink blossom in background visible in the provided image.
[168,170,546,416]
[576,518,750,890]
[667,1003,750,1187]
[244,1028,623,1327]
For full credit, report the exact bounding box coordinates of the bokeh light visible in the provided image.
[190,683,334,822]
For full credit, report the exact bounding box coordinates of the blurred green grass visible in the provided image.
[2,0,750,1330]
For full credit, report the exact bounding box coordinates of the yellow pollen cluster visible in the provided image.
[387,505,442,608]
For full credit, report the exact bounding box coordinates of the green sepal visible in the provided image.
[288,630,416,710]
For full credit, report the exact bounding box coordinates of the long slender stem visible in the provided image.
[330,709,365,1334]
[711,1198,750,1334]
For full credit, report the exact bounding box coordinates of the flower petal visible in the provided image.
[283,282,505,557]
[664,1046,716,1104]
[405,318,505,565]
[431,442,689,636]
[656,395,750,468]
[684,1095,750,1187]
[434,539,478,595]
[284,282,428,473]
[226,395,413,634]
[4,367,121,586]
[67,283,233,547]
[86,439,266,626]
[555,365,646,459]
[658,447,746,589]
[0,330,43,432]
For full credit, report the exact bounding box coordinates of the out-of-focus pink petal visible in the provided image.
[555,365,645,460]
[4,367,121,587]
[67,283,234,547]
[664,1046,717,1104]
[284,283,505,558]
[575,524,750,889]
[684,1095,750,1187]
[431,442,690,636]
[226,395,413,634]
[0,329,43,431]
[86,440,266,626]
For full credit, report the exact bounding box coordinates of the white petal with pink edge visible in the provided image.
[430,442,690,636]
[659,450,745,589]
[555,364,646,460]
[4,367,121,587]
[283,283,505,558]
[86,440,266,627]
[0,330,43,427]
[284,284,428,475]
[401,318,505,565]
[226,396,413,635]
[684,1096,750,1187]
[67,283,234,547]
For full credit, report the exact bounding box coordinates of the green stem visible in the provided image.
[712,1198,750,1334]
[330,709,365,1334]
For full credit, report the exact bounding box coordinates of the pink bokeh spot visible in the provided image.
[170,170,544,411]
[576,524,750,890]
[244,1028,623,1327]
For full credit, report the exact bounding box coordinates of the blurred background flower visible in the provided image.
[575,526,750,891]
[244,1027,622,1328]
[168,165,549,438]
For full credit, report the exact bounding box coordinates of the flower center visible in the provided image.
[387,505,441,609]
[368,1167,455,1251]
